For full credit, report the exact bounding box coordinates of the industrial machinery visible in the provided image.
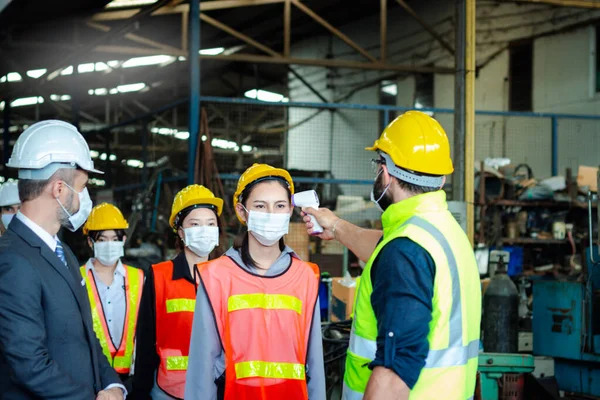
[478,353,535,400]
[532,168,600,396]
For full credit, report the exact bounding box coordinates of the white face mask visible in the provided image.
[1,214,14,229]
[247,210,290,247]
[183,226,219,258]
[57,184,93,232]
[94,241,124,266]
[370,169,391,213]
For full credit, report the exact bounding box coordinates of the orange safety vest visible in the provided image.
[198,255,320,400]
[80,264,144,375]
[153,260,197,399]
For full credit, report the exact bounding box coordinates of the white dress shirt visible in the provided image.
[15,212,127,396]
[85,259,127,347]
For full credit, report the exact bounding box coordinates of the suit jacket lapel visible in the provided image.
[10,219,103,390]
[10,219,89,319]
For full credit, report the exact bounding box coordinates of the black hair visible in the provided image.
[88,229,127,242]
[393,177,440,195]
[233,177,291,269]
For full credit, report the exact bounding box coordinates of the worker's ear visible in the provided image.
[235,203,248,224]
[177,227,185,241]
[87,237,94,250]
[50,179,66,200]
[440,176,446,190]
[122,235,127,245]
[381,164,393,187]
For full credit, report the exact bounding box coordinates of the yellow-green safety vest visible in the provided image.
[80,264,144,374]
[343,191,481,400]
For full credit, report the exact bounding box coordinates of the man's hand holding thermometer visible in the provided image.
[292,190,324,235]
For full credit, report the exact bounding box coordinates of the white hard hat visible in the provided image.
[7,120,103,180]
[0,181,20,207]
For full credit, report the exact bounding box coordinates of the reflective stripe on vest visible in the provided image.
[228,293,303,314]
[235,361,305,380]
[166,298,196,313]
[347,217,471,366]
[344,200,481,400]
[80,264,143,374]
[199,255,320,400]
[166,356,189,371]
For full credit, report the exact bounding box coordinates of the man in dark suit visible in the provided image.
[0,120,125,399]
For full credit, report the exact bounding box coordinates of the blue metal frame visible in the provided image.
[187,0,201,185]
[150,171,162,231]
[96,95,600,193]
[198,95,600,120]
[551,116,558,176]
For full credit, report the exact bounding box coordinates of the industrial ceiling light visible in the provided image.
[381,83,397,96]
[50,94,71,101]
[199,47,225,56]
[89,178,106,187]
[122,55,175,68]
[0,72,23,83]
[61,66,74,76]
[174,131,190,140]
[244,89,289,103]
[125,159,144,168]
[105,0,157,8]
[117,82,146,93]
[10,96,44,108]
[26,69,47,79]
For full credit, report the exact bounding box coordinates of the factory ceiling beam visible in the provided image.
[505,0,600,8]
[284,0,291,56]
[381,0,387,62]
[92,44,453,73]
[86,21,182,54]
[44,0,177,80]
[394,0,455,56]
[92,0,287,21]
[291,0,377,63]
[199,13,281,57]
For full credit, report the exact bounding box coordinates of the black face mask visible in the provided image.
[371,170,393,212]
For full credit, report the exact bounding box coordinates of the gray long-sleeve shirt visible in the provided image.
[184,246,326,400]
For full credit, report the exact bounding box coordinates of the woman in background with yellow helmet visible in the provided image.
[185,164,326,400]
[80,203,143,393]
[132,185,223,400]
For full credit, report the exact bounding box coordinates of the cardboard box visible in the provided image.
[577,166,598,193]
[330,277,356,322]
[285,222,310,261]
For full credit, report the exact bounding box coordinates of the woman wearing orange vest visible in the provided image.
[80,203,144,393]
[132,185,223,400]
[185,164,326,400]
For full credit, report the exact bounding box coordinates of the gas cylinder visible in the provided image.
[483,267,519,353]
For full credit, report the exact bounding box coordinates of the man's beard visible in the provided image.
[57,190,75,229]
[372,172,393,212]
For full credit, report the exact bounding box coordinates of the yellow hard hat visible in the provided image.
[233,163,294,224]
[169,184,223,229]
[366,111,454,176]
[83,203,129,235]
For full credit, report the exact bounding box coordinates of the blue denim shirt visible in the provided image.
[368,237,436,389]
